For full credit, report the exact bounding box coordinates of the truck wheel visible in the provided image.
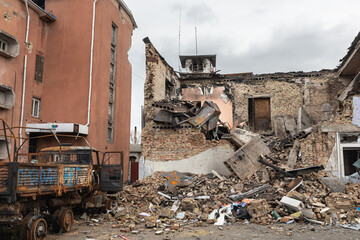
[59,208,74,232]
[51,209,61,233]
[28,218,47,240]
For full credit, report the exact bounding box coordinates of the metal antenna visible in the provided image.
[195,16,198,55]
[178,5,182,72]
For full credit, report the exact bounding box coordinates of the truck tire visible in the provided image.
[28,218,47,240]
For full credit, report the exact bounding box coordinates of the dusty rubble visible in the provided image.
[79,168,360,236]
[73,114,360,238]
[78,126,360,236]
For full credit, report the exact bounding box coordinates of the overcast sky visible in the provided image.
[126,0,360,130]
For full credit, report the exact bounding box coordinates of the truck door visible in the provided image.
[100,151,123,192]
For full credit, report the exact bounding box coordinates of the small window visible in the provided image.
[111,24,117,46]
[32,98,41,118]
[34,55,44,82]
[0,39,7,52]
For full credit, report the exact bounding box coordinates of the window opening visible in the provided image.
[32,97,41,118]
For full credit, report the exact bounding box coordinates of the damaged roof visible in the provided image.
[338,31,360,76]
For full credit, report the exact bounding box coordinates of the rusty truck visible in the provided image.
[0,118,124,239]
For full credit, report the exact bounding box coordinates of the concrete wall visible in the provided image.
[143,144,234,177]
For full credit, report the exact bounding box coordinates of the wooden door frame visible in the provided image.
[247,95,272,132]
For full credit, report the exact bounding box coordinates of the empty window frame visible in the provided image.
[107,23,117,142]
[0,39,7,52]
[34,55,44,82]
[32,98,40,118]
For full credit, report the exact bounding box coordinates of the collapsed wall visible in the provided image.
[141,35,360,179]
[142,38,233,176]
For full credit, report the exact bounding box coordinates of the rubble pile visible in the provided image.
[82,169,360,235]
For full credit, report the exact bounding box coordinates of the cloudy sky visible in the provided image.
[126,0,360,130]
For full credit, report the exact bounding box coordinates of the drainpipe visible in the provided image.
[87,0,99,126]
[19,0,30,145]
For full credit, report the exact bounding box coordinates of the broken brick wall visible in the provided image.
[300,96,355,167]
[300,132,336,167]
[142,39,229,162]
[143,37,181,125]
[142,128,229,161]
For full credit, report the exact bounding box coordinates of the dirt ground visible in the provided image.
[48,220,360,240]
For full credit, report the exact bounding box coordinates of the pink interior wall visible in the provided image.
[182,87,233,128]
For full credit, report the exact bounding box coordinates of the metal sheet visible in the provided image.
[189,101,221,128]
[154,110,173,124]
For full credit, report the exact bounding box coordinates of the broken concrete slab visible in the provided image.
[283,115,298,137]
[320,124,360,133]
[287,140,300,170]
[321,177,346,193]
[298,106,313,131]
[274,115,287,139]
[221,129,259,150]
[224,136,270,180]
[241,136,271,164]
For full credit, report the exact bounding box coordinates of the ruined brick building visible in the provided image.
[0,0,136,179]
[141,32,360,181]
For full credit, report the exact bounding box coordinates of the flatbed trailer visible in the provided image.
[0,118,124,239]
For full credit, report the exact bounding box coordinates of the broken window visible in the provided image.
[31,97,41,118]
[34,55,44,82]
[108,23,117,142]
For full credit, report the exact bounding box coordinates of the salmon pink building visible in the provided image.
[0,0,136,180]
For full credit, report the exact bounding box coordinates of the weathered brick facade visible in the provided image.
[142,127,229,161]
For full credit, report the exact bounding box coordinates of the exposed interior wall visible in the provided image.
[182,86,233,127]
